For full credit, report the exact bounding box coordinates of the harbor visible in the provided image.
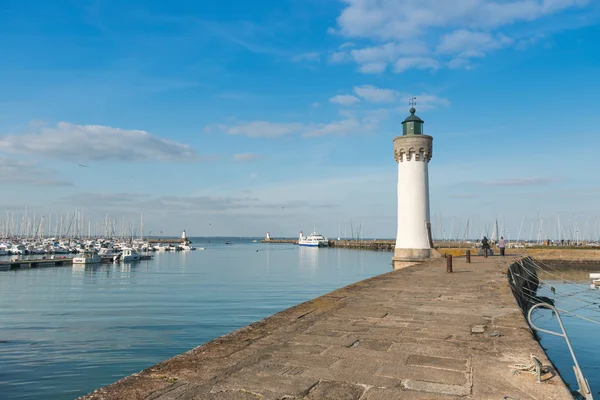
[3,1,600,399]
[79,252,583,400]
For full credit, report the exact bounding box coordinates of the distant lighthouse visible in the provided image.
[393,104,433,265]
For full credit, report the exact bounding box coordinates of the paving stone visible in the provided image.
[303,381,365,400]
[211,370,318,398]
[406,355,468,372]
[402,380,471,396]
[376,363,468,386]
[363,387,464,400]
[192,391,262,400]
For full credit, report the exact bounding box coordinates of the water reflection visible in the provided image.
[0,241,392,400]
[298,246,319,271]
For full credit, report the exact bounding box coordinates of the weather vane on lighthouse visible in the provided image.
[409,96,417,108]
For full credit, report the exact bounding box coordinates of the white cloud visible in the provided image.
[303,118,362,137]
[353,85,398,103]
[328,51,351,64]
[358,62,388,74]
[334,0,589,40]
[330,0,590,73]
[411,94,451,111]
[347,41,430,73]
[210,121,304,138]
[437,30,513,58]
[0,156,71,186]
[233,153,262,162]
[210,107,389,140]
[0,122,197,162]
[394,57,441,73]
[329,94,361,106]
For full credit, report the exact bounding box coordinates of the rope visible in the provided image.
[510,354,543,377]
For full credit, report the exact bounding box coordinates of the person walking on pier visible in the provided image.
[498,236,506,256]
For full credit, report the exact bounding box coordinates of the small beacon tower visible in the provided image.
[393,105,433,265]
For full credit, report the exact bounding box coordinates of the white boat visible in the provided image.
[10,244,26,255]
[121,248,141,262]
[298,231,329,247]
[155,244,169,251]
[98,248,120,257]
[73,252,102,265]
[180,244,196,251]
[52,246,70,254]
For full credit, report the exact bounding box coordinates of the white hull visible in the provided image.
[298,243,320,247]
[73,254,102,264]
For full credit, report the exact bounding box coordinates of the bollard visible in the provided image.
[465,250,471,263]
[446,254,453,273]
[484,248,488,258]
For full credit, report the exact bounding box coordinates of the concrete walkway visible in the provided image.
[81,256,573,400]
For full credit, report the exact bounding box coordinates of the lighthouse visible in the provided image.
[392,105,433,265]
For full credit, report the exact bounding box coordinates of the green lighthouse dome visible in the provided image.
[402,107,424,135]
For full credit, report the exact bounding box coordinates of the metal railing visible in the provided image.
[527,303,594,400]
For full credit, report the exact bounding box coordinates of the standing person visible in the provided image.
[498,236,506,256]
[481,236,490,256]
[481,236,490,249]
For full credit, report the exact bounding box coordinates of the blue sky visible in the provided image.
[1,0,600,239]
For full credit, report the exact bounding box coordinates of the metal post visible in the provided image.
[484,248,488,258]
[466,250,471,263]
[447,255,453,273]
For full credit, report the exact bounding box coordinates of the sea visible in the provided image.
[532,281,600,398]
[0,238,393,399]
[0,240,598,399]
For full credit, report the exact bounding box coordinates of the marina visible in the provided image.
[0,240,393,400]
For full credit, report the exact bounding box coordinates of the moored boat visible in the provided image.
[120,248,141,262]
[73,252,102,265]
[298,231,329,247]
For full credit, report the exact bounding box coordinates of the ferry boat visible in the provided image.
[298,231,329,247]
[73,252,102,265]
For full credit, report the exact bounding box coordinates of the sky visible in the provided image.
[1,0,600,240]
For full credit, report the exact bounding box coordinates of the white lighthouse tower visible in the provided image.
[392,105,433,266]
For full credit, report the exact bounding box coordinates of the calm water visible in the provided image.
[533,282,600,397]
[0,239,392,400]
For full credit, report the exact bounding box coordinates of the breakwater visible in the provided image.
[81,255,572,400]
[262,238,396,250]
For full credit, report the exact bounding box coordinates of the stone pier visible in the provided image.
[81,256,573,400]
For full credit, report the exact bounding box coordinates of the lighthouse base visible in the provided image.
[393,248,430,260]
[392,248,431,270]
